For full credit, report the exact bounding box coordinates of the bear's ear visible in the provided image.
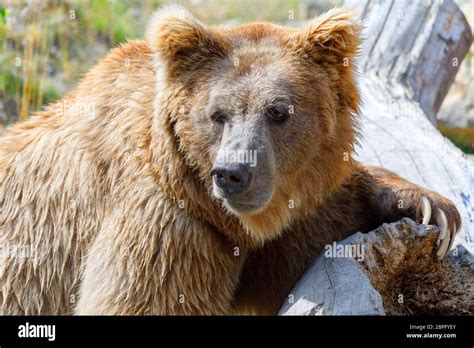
[296,8,361,62]
[146,5,229,74]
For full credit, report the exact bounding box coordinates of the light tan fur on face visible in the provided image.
[147,6,362,244]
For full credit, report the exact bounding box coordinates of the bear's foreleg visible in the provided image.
[234,164,461,314]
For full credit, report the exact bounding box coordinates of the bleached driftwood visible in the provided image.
[345,0,472,125]
[352,0,474,250]
[281,0,474,315]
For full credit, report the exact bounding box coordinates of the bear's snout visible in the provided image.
[211,163,253,197]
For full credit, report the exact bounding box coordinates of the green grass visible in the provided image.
[438,125,474,155]
[444,135,474,155]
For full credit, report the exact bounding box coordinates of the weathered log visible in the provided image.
[280,219,473,315]
[345,0,472,124]
[281,0,474,315]
[350,0,474,249]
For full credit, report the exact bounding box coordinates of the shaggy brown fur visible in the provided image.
[0,6,460,315]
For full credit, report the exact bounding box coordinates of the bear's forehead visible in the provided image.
[228,45,284,80]
[211,75,290,102]
[205,24,298,109]
[208,66,292,114]
[228,25,290,56]
[219,23,298,79]
[227,22,296,43]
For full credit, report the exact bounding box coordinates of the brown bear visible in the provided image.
[0,5,461,315]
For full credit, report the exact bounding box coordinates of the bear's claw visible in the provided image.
[420,196,459,260]
[421,196,431,225]
[435,208,450,259]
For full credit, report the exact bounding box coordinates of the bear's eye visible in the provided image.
[210,110,226,124]
[267,105,289,123]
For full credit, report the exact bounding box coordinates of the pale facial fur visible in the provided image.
[148,4,360,241]
[185,39,334,217]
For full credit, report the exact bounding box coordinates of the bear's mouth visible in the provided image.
[210,162,274,216]
[211,179,273,215]
[222,197,270,215]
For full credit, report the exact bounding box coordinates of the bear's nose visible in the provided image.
[211,163,253,196]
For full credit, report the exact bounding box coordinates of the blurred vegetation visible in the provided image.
[438,125,474,155]
[0,0,158,124]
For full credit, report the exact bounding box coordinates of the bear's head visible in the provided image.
[146,5,361,244]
